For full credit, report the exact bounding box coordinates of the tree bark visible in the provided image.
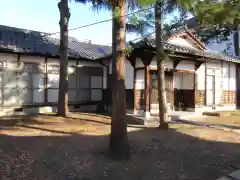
[233,20,240,109]
[109,0,130,160]
[57,0,69,117]
[155,3,169,130]
[233,20,239,57]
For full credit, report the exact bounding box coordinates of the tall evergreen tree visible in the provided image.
[57,0,70,117]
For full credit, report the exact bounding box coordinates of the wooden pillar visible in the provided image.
[228,60,230,104]
[204,60,207,105]
[236,63,240,109]
[44,57,48,103]
[193,71,196,109]
[133,66,137,114]
[144,65,150,116]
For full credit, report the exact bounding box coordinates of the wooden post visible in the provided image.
[228,60,230,104]
[204,60,207,105]
[193,71,196,110]
[145,65,150,117]
[133,67,137,114]
[236,63,240,109]
[44,57,48,103]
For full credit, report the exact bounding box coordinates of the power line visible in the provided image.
[128,32,155,43]
[48,6,154,36]
[106,31,155,46]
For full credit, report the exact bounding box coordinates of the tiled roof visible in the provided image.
[0,25,112,60]
[129,37,240,63]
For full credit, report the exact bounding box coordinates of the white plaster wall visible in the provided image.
[183,72,194,89]
[173,72,182,89]
[108,59,134,89]
[230,63,236,90]
[206,61,222,69]
[196,63,205,90]
[168,37,197,49]
[135,58,144,68]
[222,62,229,90]
[20,55,45,64]
[47,58,104,68]
[136,69,145,89]
[0,53,17,62]
[125,60,134,89]
[215,74,222,105]
[150,56,173,69]
[176,60,195,71]
[173,72,194,89]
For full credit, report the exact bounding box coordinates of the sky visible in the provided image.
[0,0,178,45]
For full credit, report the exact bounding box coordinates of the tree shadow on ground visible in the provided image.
[0,118,240,180]
[172,119,240,130]
[0,115,47,127]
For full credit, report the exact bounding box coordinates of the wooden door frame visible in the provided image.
[149,70,174,114]
[206,75,215,106]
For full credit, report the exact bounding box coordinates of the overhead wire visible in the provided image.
[106,31,155,46]
[47,6,154,36]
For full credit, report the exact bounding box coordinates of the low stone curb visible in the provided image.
[202,111,221,116]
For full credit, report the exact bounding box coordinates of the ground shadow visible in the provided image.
[172,119,240,130]
[1,119,240,180]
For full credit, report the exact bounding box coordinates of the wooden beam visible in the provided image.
[135,67,145,70]
[168,54,198,60]
[195,61,204,71]
[145,65,150,113]
[141,51,155,66]
[173,60,180,69]
[127,54,136,67]
[174,69,195,73]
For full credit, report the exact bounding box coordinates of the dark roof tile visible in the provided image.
[130,37,240,62]
[0,25,112,60]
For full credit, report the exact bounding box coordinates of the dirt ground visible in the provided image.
[0,113,240,180]
[191,110,240,131]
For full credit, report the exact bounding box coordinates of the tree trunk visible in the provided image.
[233,21,239,57]
[57,0,69,117]
[233,20,240,109]
[109,0,130,160]
[155,3,169,130]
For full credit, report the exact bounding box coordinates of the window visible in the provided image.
[2,62,18,105]
[68,67,77,102]
[47,65,59,103]
[17,63,45,105]
[77,67,103,102]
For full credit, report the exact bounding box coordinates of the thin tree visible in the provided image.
[155,1,168,129]
[88,0,157,160]
[76,0,148,160]
[57,0,70,117]
[109,1,131,160]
